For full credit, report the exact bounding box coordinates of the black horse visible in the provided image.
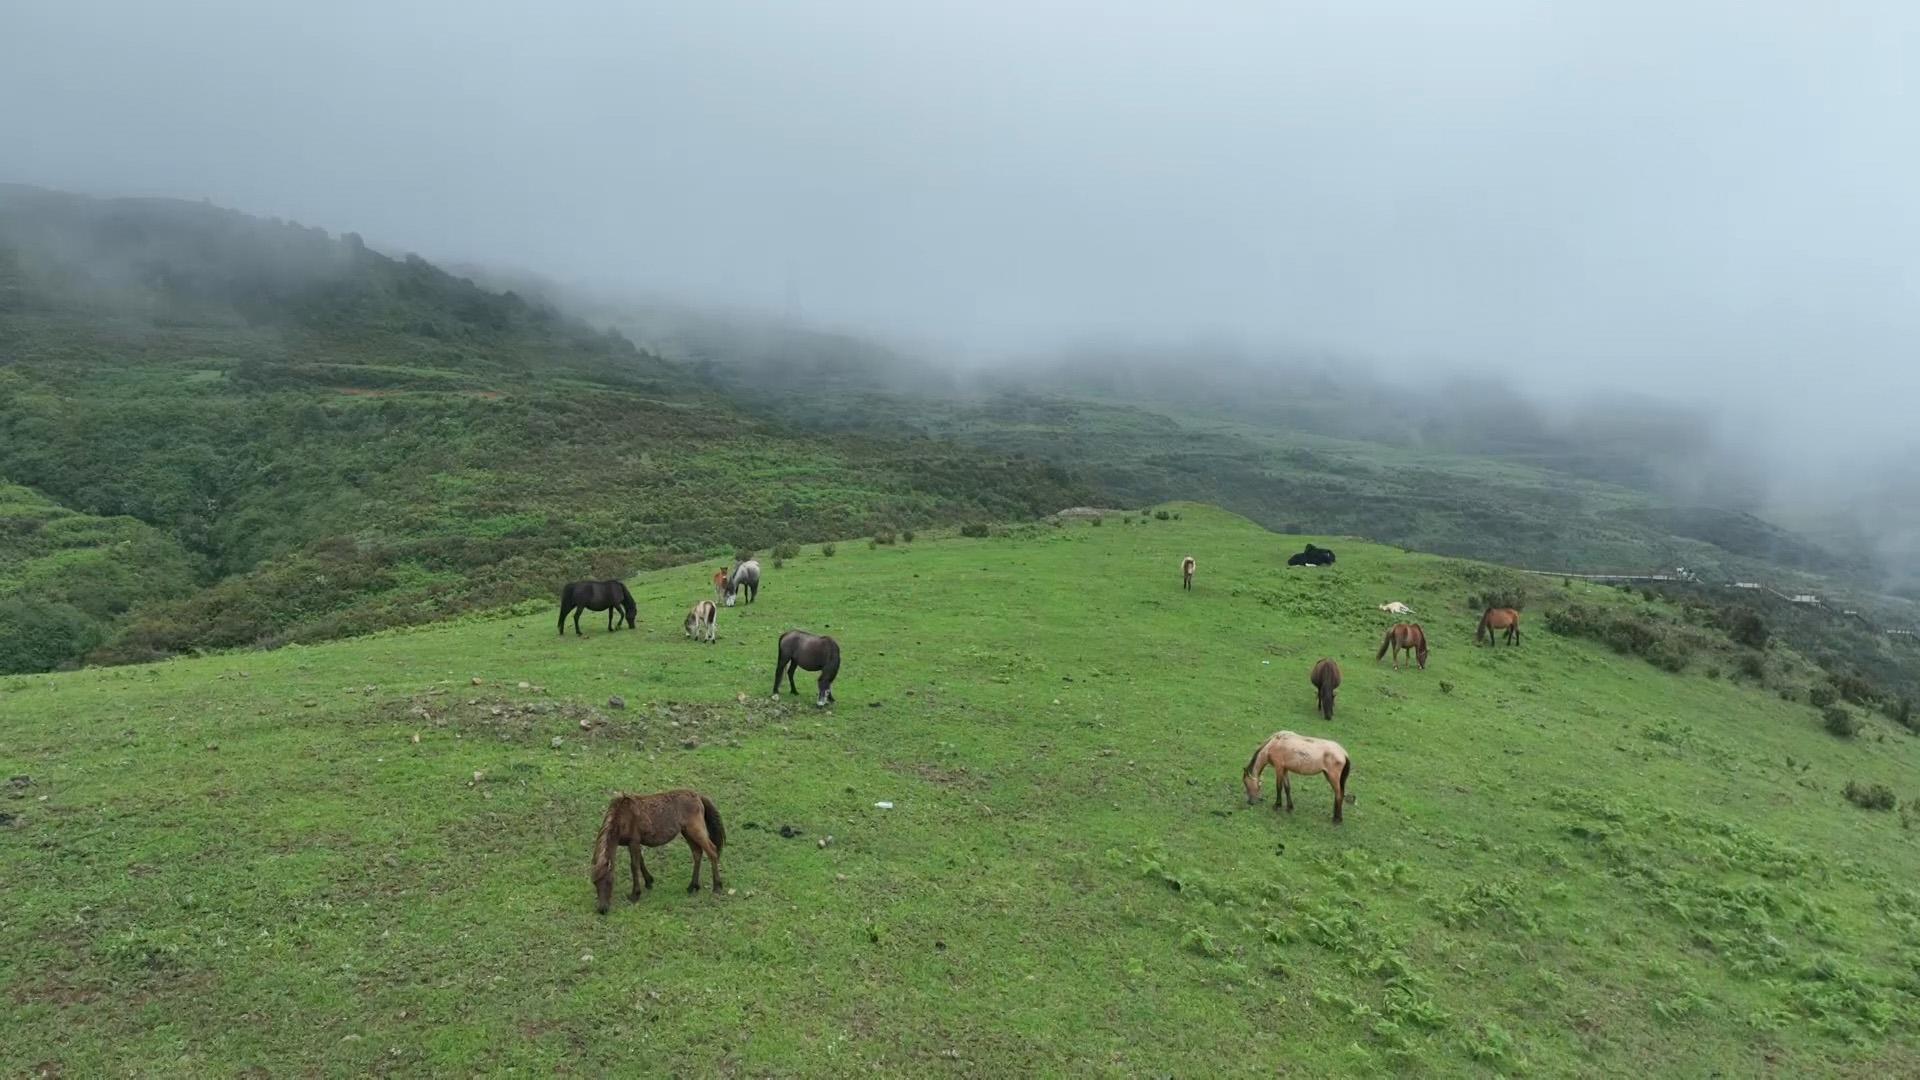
[1287,543,1336,567]
[774,630,840,707]
[559,580,637,635]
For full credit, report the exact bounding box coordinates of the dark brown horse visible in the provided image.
[591,789,726,912]
[774,630,840,706]
[1476,607,1522,647]
[1181,555,1195,591]
[1310,658,1341,720]
[1376,623,1428,669]
[559,580,636,636]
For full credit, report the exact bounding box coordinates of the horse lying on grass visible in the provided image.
[1243,730,1352,824]
[592,789,726,912]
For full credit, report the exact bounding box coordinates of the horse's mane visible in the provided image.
[590,796,626,883]
[1243,743,1266,777]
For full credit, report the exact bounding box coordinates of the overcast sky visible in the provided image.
[3,0,1917,478]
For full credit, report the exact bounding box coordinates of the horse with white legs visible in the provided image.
[1181,556,1195,591]
[726,560,760,607]
[773,630,839,706]
[684,600,717,643]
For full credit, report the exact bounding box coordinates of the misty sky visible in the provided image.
[4,1,1917,474]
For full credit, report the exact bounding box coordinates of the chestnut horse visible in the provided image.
[1476,607,1522,646]
[1181,555,1195,591]
[1243,731,1352,824]
[591,789,726,912]
[1310,658,1341,720]
[1376,623,1428,669]
[712,570,730,607]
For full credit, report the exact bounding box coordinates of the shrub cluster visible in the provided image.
[1843,780,1896,811]
[959,523,990,538]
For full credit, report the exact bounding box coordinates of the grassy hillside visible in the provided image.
[7,506,1920,1077]
[0,187,1088,672]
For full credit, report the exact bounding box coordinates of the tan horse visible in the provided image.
[1476,607,1522,647]
[1376,623,1428,669]
[591,789,726,912]
[1181,555,1195,591]
[684,599,717,643]
[1310,657,1341,720]
[712,570,730,607]
[1243,731,1352,823]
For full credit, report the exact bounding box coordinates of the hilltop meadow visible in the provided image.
[7,507,1920,1077]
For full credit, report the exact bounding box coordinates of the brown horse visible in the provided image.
[1310,658,1340,720]
[1243,731,1352,823]
[1376,623,1428,669]
[1181,555,1195,591]
[1476,607,1522,646]
[591,789,726,912]
[712,570,730,607]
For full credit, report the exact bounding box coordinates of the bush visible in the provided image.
[771,541,800,562]
[734,548,756,564]
[1736,654,1765,680]
[1090,517,1102,527]
[873,530,896,545]
[1844,780,1896,811]
[1155,509,1171,520]
[1823,707,1859,738]
[820,543,836,558]
[959,523,989,538]
[1728,608,1769,649]
[1889,696,1917,733]
[1809,686,1837,709]
[902,530,915,543]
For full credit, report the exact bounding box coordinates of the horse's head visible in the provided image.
[1242,765,1262,805]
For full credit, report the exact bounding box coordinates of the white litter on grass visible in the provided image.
[874,801,894,809]
[1262,661,1271,665]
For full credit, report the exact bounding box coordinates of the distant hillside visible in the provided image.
[0,187,1089,673]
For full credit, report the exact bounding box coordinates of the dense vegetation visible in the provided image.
[0,186,1087,673]
[8,508,1920,1076]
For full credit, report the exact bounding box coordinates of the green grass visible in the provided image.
[6,505,1920,1077]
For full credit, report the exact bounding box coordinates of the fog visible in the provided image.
[4,1,1917,492]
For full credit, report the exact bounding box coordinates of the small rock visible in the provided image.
[779,824,800,838]
[471,677,483,685]
[205,742,219,751]
[303,701,318,708]
[580,952,593,964]
[727,888,736,896]
[608,696,626,710]
[736,693,747,704]
[836,873,847,882]
[681,738,699,749]
[868,701,881,708]
[578,718,594,731]
[531,685,545,693]
[409,733,421,744]
[518,681,531,690]
[472,771,486,784]
[817,838,827,848]
[550,736,564,749]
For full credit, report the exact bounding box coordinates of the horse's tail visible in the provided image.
[1339,755,1352,792]
[1376,630,1391,661]
[701,796,725,853]
[1475,610,1489,644]
[591,797,622,884]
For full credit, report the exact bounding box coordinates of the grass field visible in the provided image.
[6,505,1920,1077]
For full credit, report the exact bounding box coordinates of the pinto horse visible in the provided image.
[558,580,636,636]
[1476,607,1522,647]
[726,560,761,607]
[591,789,726,912]
[1310,658,1341,720]
[685,600,717,643]
[1376,623,1428,669]
[1181,555,1195,591]
[774,630,840,706]
[1243,731,1352,824]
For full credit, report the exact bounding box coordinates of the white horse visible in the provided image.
[726,559,761,607]
[1181,555,1195,591]
[1242,731,1352,824]
[1378,601,1413,616]
[684,600,717,643]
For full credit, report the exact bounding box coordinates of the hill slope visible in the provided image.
[6,507,1919,1076]
[0,187,1088,672]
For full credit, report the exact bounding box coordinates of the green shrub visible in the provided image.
[1155,509,1171,520]
[1843,780,1896,811]
[1809,686,1837,709]
[1090,517,1102,527]
[820,543,836,558]
[959,523,989,538]
[1728,609,1769,649]
[734,548,756,564]
[771,541,800,562]
[873,530,896,545]
[1824,707,1859,738]
[1737,654,1765,680]
[902,530,915,543]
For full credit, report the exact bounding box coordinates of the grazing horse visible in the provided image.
[1243,731,1352,823]
[684,600,717,643]
[1376,623,1428,670]
[712,570,730,607]
[1287,543,1336,567]
[558,580,636,636]
[591,789,726,912]
[1310,658,1341,720]
[1476,607,1522,647]
[774,630,840,706]
[1181,555,1195,591]
[725,560,761,607]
